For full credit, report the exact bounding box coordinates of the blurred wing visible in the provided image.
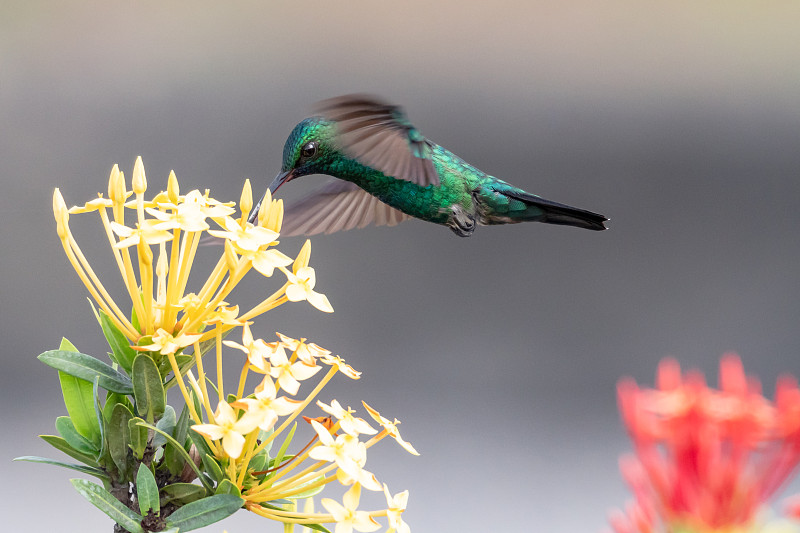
[280,180,411,236]
[316,94,440,187]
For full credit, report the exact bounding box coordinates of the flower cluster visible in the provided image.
[610,354,800,533]
[42,158,416,533]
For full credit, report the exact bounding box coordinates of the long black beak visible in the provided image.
[247,170,293,224]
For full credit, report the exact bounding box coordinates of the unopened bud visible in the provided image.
[167,170,179,204]
[257,190,272,226]
[53,188,69,240]
[240,179,253,220]
[107,164,121,203]
[156,246,168,279]
[137,238,153,266]
[132,156,147,195]
[224,239,238,273]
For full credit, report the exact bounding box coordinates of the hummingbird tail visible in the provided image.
[503,190,608,231]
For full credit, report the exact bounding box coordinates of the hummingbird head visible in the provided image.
[268,117,338,194]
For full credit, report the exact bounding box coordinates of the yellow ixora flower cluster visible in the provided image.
[52,157,416,533]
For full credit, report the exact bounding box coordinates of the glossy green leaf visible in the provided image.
[40,350,134,395]
[136,464,160,516]
[70,478,144,533]
[128,417,148,460]
[132,354,165,422]
[165,405,190,476]
[108,404,134,476]
[98,310,137,373]
[56,416,98,456]
[39,435,100,467]
[54,339,101,446]
[161,483,207,505]
[214,479,241,497]
[137,421,213,491]
[14,456,109,481]
[164,494,243,531]
[153,405,176,449]
[201,454,223,484]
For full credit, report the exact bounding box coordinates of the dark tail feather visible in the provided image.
[504,190,608,231]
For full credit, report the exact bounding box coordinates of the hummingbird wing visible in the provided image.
[280,180,410,236]
[316,95,440,187]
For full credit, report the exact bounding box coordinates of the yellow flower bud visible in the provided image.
[167,170,179,204]
[240,179,253,219]
[107,164,121,203]
[138,239,153,266]
[53,188,69,240]
[132,156,147,195]
[156,246,169,279]
[224,239,238,273]
[257,189,272,226]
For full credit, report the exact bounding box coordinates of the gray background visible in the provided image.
[3,1,800,531]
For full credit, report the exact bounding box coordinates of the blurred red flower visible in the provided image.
[610,353,800,533]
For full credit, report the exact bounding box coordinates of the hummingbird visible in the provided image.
[249,95,607,237]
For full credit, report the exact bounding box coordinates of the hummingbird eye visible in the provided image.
[300,141,318,159]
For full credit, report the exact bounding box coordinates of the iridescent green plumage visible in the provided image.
[251,95,607,237]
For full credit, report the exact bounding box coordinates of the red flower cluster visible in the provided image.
[611,354,800,532]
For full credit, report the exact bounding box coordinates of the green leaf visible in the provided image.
[99,310,137,373]
[259,428,275,455]
[201,454,223,484]
[248,449,269,474]
[161,483,207,505]
[132,354,165,422]
[164,494,243,531]
[273,422,297,473]
[103,392,133,425]
[40,435,100,467]
[131,301,141,333]
[136,464,160,516]
[165,404,190,476]
[137,420,213,491]
[14,456,109,481]
[188,423,214,458]
[158,353,192,382]
[163,355,196,390]
[60,337,79,352]
[153,405,176,449]
[70,478,144,533]
[56,416,98,456]
[286,474,325,500]
[108,404,134,476]
[214,479,241,498]
[128,417,148,460]
[301,521,332,533]
[39,350,134,394]
[54,339,102,447]
[92,377,109,463]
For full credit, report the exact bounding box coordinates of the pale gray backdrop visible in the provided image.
[3,2,800,532]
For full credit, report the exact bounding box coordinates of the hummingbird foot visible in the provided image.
[447,205,476,237]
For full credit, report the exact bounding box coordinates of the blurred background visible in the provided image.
[2,1,800,531]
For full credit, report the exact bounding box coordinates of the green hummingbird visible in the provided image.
[249,95,607,237]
